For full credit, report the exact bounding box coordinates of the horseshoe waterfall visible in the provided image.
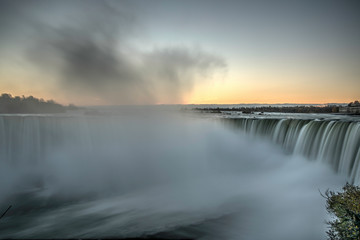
[0,110,358,239]
[224,118,360,184]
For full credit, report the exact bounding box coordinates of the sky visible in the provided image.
[0,0,359,105]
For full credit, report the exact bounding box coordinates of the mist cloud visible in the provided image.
[1,0,226,104]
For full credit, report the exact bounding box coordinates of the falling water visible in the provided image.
[223,117,360,183]
[0,109,351,239]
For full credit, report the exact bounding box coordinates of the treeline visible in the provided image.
[348,100,360,107]
[324,183,360,240]
[194,105,340,114]
[0,93,76,113]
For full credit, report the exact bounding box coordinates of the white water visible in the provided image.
[0,109,350,239]
[223,117,360,184]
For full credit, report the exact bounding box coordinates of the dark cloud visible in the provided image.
[0,0,36,46]
[143,47,226,102]
[1,0,226,104]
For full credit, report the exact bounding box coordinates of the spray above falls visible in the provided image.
[224,117,360,183]
[0,110,353,239]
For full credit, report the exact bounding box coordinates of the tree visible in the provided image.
[0,93,68,113]
[324,183,360,240]
[1,93,11,99]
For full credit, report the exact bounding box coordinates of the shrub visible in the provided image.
[324,183,360,240]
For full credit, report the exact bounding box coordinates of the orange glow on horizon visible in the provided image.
[3,85,358,106]
[1,66,358,106]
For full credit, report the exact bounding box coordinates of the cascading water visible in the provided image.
[223,117,360,183]
[0,110,350,239]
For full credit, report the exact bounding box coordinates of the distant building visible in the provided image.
[339,100,360,114]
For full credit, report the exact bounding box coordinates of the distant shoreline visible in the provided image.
[192,105,355,115]
[0,93,79,114]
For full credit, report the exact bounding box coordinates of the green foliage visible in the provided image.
[0,93,71,113]
[324,183,360,240]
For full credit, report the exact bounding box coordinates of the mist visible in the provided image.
[0,0,226,104]
[0,109,345,239]
[0,1,355,239]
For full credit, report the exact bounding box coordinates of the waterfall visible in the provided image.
[1,115,359,183]
[223,118,360,183]
[1,114,359,185]
[0,113,351,239]
[0,116,93,165]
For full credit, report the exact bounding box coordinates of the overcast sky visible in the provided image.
[0,0,359,105]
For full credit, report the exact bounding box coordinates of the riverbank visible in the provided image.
[193,105,342,114]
